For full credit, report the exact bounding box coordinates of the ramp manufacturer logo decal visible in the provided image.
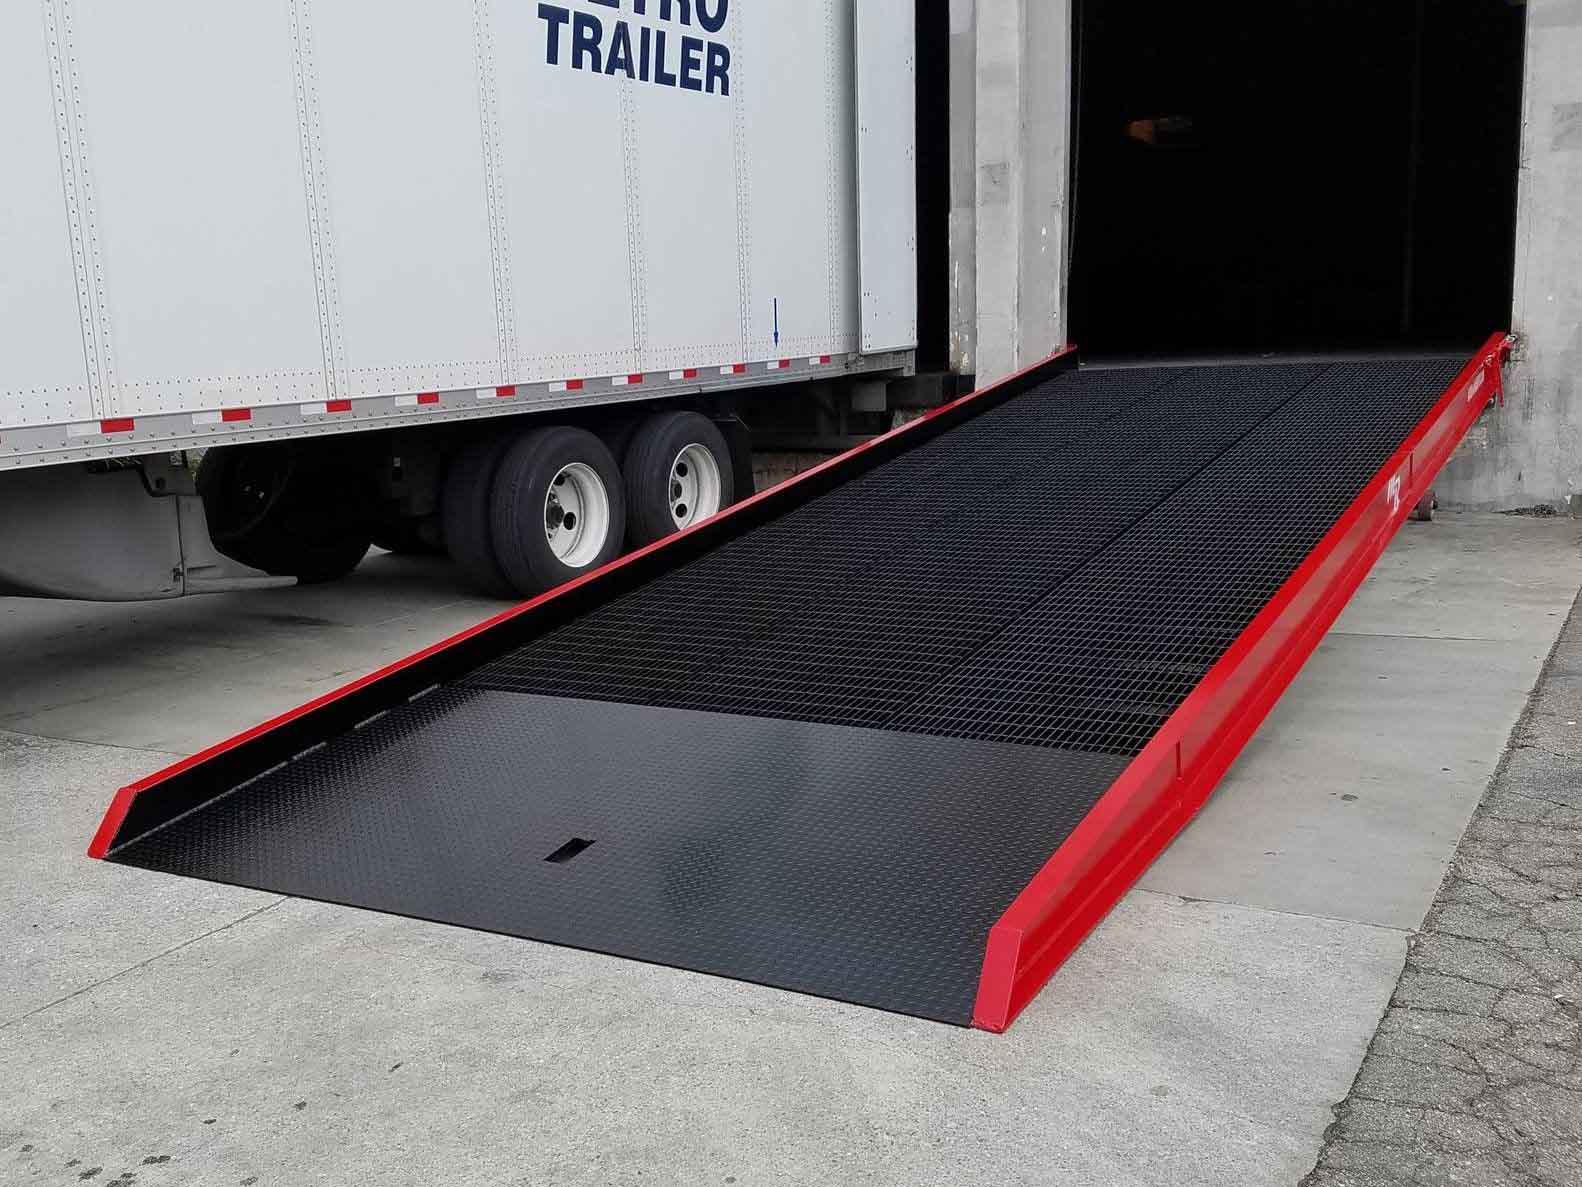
[537,1,731,96]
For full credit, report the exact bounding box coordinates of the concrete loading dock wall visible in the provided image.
[943,0,1582,512]
[1439,1,1582,512]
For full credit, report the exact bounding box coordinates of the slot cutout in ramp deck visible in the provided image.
[91,336,1510,1031]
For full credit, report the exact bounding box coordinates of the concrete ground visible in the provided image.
[1,512,1578,1186]
[1307,582,1582,1187]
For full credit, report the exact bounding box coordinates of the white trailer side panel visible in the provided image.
[494,0,638,382]
[1,2,94,427]
[741,2,857,360]
[826,4,862,355]
[2,0,913,467]
[71,0,328,417]
[307,1,502,396]
[633,58,743,373]
[855,0,919,352]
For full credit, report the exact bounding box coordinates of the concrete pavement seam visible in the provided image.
[0,726,184,759]
[0,898,287,1032]
[1131,887,1417,937]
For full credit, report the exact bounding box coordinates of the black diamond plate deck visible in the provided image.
[112,689,1127,1023]
[104,355,1470,1025]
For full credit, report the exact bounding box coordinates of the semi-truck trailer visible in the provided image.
[8,0,1559,607]
[0,0,918,600]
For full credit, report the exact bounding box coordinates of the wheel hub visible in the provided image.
[543,463,610,567]
[668,444,723,529]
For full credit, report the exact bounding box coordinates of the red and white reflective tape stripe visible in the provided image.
[193,408,252,425]
[547,379,585,393]
[67,418,136,438]
[720,363,748,376]
[395,392,441,407]
[611,373,644,387]
[767,359,791,371]
[476,385,517,400]
[809,355,832,366]
[300,400,352,417]
[668,368,700,380]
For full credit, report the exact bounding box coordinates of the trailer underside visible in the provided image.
[90,337,1508,1030]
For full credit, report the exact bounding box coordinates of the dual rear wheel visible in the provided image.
[443,411,734,599]
[623,411,732,546]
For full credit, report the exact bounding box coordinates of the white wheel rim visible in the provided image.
[668,443,723,529]
[543,462,611,567]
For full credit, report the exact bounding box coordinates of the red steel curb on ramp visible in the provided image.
[971,331,1513,1031]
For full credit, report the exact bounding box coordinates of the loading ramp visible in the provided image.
[89,335,1510,1031]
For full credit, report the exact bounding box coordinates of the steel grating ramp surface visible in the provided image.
[92,343,1508,1029]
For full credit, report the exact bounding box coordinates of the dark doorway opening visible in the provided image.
[1068,1,1526,360]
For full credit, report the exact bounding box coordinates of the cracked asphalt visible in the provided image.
[1307,594,1582,1187]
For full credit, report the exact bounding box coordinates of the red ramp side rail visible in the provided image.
[971,331,1514,1032]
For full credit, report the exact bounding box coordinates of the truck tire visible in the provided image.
[491,426,626,596]
[622,411,735,546]
[196,444,373,584]
[197,445,290,548]
[440,437,518,598]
